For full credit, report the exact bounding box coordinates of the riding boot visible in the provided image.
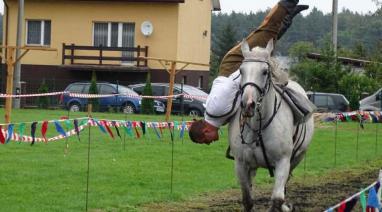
[277,5,309,40]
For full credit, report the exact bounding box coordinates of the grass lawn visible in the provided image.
[0,109,381,211]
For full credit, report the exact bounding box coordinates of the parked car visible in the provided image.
[359,88,382,111]
[307,92,350,113]
[129,83,208,116]
[61,82,165,114]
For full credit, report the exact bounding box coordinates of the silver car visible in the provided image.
[359,88,382,111]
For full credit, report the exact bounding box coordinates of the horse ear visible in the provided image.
[265,39,274,53]
[241,39,250,54]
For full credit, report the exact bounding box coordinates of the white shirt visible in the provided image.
[205,70,241,128]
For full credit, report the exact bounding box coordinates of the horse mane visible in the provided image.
[246,46,289,85]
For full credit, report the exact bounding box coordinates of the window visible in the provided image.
[93,22,135,49]
[314,95,327,107]
[99,85,116,94]
[26,20,51,46]
[67,84,84,93]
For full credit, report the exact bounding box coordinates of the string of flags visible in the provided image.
[0,91,207,100]
[325,170,382,212]
[0,117,193,144]
[322,111,382,124]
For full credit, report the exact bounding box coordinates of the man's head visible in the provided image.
[189,120,219,144]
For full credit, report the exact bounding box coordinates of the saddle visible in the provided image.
[274,83,317,124]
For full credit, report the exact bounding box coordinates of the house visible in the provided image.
[2,0,220,94]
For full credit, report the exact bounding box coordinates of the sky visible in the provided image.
[0,1,378,15]
[219,0,378,15]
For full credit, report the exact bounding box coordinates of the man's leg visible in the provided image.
[218,0,305,77]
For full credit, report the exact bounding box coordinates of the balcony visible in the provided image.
[61,43,149,71]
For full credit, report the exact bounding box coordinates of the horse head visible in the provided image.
[240,39,274,117]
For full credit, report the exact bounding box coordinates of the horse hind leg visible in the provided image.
[235,161,256,212]
[268,158,293,212]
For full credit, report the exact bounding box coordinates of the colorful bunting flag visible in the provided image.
[31,122,37,145]
[152,123,161,139]
[367,187,381,209]
[179,122,186,139]
[64,119,71,130]
[73,119,80,141]
[102,120,114,139]
[0,126,5,144]
[6,124,14,144]
[94,119,107,134]
[19,123,26,142]
[360,190,367,212]
[140,121,146,135]
[54,121,67,137]
[344,197,358,211]
[41,121,49,143]
[112,121,121,139]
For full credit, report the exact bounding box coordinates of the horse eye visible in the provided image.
[262,69,268,75]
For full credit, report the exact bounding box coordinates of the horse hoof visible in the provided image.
[281,203,293,212]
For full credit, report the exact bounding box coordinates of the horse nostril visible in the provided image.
[250,101,255,108]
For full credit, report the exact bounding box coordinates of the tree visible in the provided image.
[88,71,99,112]
[37,79,50,109]
[210,22,238,86]
[141,73,155,114]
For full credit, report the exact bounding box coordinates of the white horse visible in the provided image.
[228,40,314,212]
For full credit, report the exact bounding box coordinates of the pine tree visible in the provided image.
[88,71,99,112]
[141,73,154,114]
[37,79,50,109]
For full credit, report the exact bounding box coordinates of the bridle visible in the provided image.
[239,59,272,108]
[239,58,282,177]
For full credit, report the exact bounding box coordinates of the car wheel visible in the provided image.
[188,108,202,117]
[69,103,81,112]
[122,103,136,114]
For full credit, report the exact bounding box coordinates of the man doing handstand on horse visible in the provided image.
[189,0,310,145]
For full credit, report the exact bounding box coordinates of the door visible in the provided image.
[98,84,118,110]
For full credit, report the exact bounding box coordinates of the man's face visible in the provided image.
[197,125,219,144]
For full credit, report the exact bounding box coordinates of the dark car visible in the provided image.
[307,92,350,113]
[61,82,165,114]
[129,83,208,116]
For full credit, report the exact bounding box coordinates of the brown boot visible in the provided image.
[277,5,309,40]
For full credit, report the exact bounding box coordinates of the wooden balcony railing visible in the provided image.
[62,43,148,67]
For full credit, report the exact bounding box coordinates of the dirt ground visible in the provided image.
[141,168,380,212]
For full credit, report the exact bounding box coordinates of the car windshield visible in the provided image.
[118,85,139,96]
[182,85,208,96]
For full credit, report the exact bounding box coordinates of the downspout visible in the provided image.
[14,0,24,108]
[3,0,9,93]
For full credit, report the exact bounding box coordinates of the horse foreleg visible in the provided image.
[235,160,255,212]
[269,158,292,212]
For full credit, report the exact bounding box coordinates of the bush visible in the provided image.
[141,73,155,114]
[37,79,50,109]
[88,71,99,112]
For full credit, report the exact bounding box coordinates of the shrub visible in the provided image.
[37,79,50,109]
[141,73,155,114]
[88,71,99,112]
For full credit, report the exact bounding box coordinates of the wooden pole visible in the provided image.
[1,46,57,123]
[5,47,15,124]
[165,62,177,122]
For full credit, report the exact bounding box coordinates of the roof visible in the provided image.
[307,53,382,67]
[62,0,185,2]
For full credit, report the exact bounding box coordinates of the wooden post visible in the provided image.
[165,62,177,122]
[5,47,15,123]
